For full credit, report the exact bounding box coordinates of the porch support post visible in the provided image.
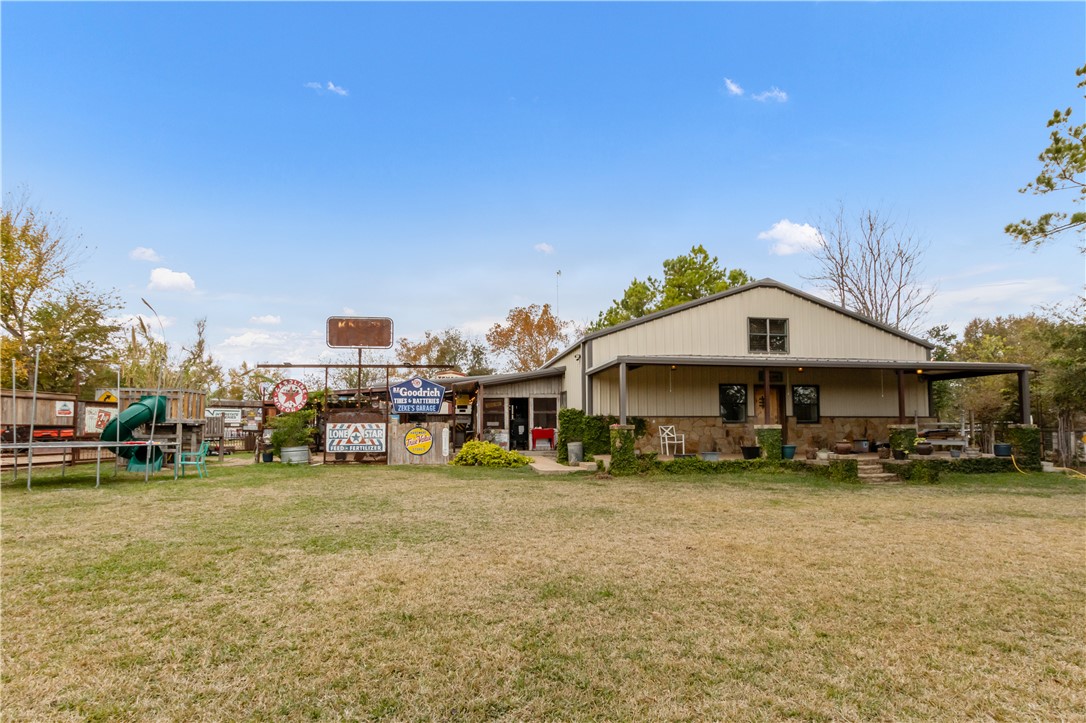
[618,361,628,426]
[1018,370,1031,424]
[763,368,771,425]
[476,384,485,441]
[896,369,906,423]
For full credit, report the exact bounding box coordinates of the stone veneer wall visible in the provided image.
[643,417,936,456]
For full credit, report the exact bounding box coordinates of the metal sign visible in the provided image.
[206,408,244,423]
[271,379,309,413]
[326,422,386,453]
[404,426,434,456]
[326,316,394,349]
[389,376,446,414]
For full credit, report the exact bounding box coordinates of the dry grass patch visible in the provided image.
[2,465,1084,721]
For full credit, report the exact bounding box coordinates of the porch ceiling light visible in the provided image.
[917,369,923,374]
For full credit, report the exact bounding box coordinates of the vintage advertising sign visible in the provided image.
[55,401,74,417]
[85,407,117,434]
[388,376,446,414]
[326,422,386,453]
[206,408,244,423]
[271,379,309,413]
[326,316,394,349]
[404,426,434,456]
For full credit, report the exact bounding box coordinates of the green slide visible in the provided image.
[101,395,169,468]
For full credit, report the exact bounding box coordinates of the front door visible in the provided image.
[753,385,787,439]
[509,398,529,451]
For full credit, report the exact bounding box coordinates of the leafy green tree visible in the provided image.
[591,245,751,331]
[925,324,958,419]
[1005,64,1086,250]
[1,193,121,392]
[396,328,494,376]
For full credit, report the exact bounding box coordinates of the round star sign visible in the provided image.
[271,379,309,413]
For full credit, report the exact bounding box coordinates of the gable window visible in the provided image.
[792,385,820,424]
[719,384,747,422]
[749,318,789,354]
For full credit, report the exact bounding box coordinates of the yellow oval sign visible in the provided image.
[405,426,433,456]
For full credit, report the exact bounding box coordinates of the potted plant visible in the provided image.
[268,410,316,464]
[739,437,762,460]
[699,435,720,462]
[913,437,934,456]
[805,433,824,460]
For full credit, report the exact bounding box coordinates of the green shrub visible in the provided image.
[889,426,917,453]
[268,410,316,457]
[557,409,646,462]
[894,460,941,484]
[608,425,638,476]
[755,427,782,461]
[451,441,531,468]
[1005,425,1042,471]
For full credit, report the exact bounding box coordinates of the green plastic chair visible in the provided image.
[178,440,211,478]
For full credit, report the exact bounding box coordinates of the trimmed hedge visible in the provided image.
[451,441,530,468]
[1005,426,1042,471]
[557,408,646,463]
[881,457,1015,479]
[755,427,783,461]
[608,425,639,476]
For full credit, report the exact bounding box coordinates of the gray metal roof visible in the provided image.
[543,277,935,368]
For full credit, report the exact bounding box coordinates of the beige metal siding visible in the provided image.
[480,377,562,398]
[591,365,929,418]
[589,287,927,362]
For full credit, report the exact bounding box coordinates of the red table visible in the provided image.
[530,428,555,450]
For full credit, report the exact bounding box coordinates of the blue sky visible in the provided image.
[3,1,1084,370]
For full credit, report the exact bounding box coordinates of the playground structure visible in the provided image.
[106,388,206,472]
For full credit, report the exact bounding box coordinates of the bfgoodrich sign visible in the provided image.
[388,377,446,414]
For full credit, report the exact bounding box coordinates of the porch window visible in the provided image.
[483,398,505,429]
[533,397,557,430]
[719,384,747,422]
[792,385,820,423]
[748,318,789,354]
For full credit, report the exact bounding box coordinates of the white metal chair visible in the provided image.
[659,425,685,456]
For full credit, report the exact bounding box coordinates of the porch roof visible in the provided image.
[586,355,1030,381]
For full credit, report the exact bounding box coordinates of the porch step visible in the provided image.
[856,461,902,484]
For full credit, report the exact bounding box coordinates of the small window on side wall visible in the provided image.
[748,318,789,354]
[719,384,747,422]
[792,385,820,423]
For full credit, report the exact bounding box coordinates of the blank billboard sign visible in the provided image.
[326,317,394,348]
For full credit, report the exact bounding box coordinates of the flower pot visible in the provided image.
[781,444,797,460]
[892,449,908,461]
[834,441,852,455]
[915,443,933,456]
[280,445,310,465]
[852,440,870,454]
[817,450,830,461]
[740,445,762,460]
[805,448,819,460]
[699,451,720,461]
[949,449,962,459]
[993,443,1012,458]
[261,452,274,463]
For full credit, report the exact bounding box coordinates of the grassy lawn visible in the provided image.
[2,464,1084,721]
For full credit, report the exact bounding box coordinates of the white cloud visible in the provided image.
[342,306,356,315]
[534,242,555,254]
[250,314,281,325]
[220,330,275,349]
[723,77,744,96]
[753,87,788,103]
[304,81,348,96]
[147,267,196,292]
[759,219,822,255]
[129,246,162,262]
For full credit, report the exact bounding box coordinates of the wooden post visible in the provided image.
[763,368,771,425]
[896,369,906,423]
[618,361,628,426]
[1018,370,1031,425]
